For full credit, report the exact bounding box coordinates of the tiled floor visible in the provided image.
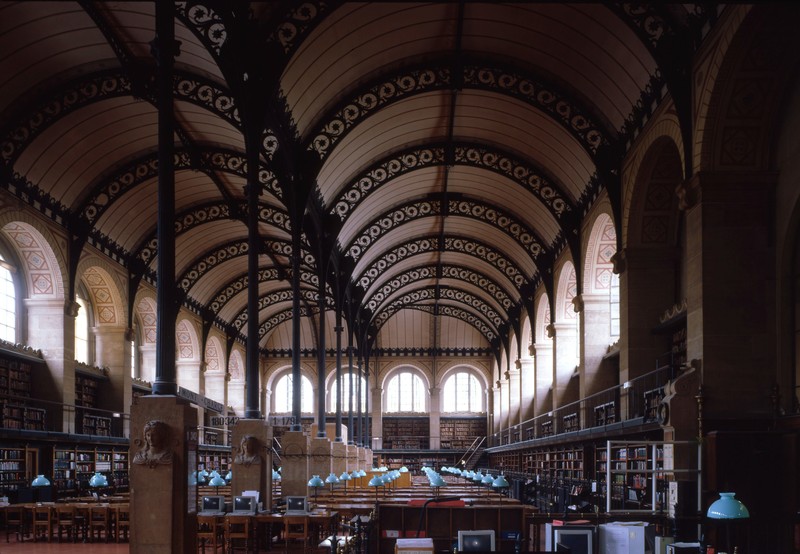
[0,538,129,553]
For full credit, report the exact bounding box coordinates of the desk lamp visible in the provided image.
[89,472,108,488]
[31,475,51,487]
[472,471,484,485]
[368,474,383,503]
[225,470,232,483]
[339,471,352,492]
[308,474,325,503]
[428,472,447,497]
[325,472,340,493]
[492,474,510,503]
[482,473,495,497]
[707,492,749,553]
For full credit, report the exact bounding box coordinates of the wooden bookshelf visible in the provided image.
[382,416,429,449]
[53,445,129,494]
[0,447,27,494]
[439,416,486,449]
[75,374,101,407]
[197,445,232,475]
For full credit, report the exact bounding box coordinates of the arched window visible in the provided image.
[329,373,367,413]
[75,293,90,364]
[274,373,313,413]
[0,254,16,343]
[130,323,139,378]
[442,372,483,413]
[385,372,426,413]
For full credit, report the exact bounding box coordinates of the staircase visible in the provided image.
[457,436,487,471]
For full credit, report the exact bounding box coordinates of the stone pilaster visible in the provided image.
[129,395,197,554]
[230,419,272,511]
[309,436,332,484]
[552,321,578,409]
[533,341,553,418]
[507,364,521,428]
[429,386,441,449]
[94,325,131,436]
[279,430,309,497]
[519,357,535,422]
[331,440,347,477]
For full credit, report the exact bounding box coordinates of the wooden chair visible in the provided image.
[282,515,309,552]
[224,514,251,553]
[197,514,223,553]
[32,505,53,542]
[115,504,130,543]
[88,505,110,542]
[5,505,25,542]
[55,504,77,542]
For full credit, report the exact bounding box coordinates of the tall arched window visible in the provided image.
[442,372,483,413]
[75,293,90,364]
[385,372,426,413]
[274,373,313,413]
[0,254,16,343]
[130,323,139,378]
[328,373,367,413]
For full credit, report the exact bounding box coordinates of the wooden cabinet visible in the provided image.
[598,441,667,512]
[376,503,530,553]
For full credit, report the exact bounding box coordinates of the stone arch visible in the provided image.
[228,348,245,381]
[534,292,551,343]
[555,261,577,323]
[176,316,200,361]
[584,211,617,295]
[133,292,157,345]
[0,218,66,300]
[76,261,126,327]
[204,334,224,374]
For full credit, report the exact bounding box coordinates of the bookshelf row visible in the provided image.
[440,416,486,449]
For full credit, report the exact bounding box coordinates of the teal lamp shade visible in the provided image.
[189,471,198,485]
[209,474,226,487]
[399,466,409,473]
[209,470,220,479]
[225,470,232,482]
[31,474,51,487]
[89,472,108,487]
[325,472,340,485]
[307,474,324,488]
[472,471,483,483]
[368,475,383,487]
[482,474,495,486]
[492,474,510,489]
[272,469,281,480]
[339,471,352,482]
[198,469,209,483]
[707,492,750,519]
[428,473,446,487]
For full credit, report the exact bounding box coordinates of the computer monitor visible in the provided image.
[233,495,257,513]
[285,495,309,514]
[556,543,572,553]
[552,528,593,554]
[201,495,225,513]
[457,529,496,552]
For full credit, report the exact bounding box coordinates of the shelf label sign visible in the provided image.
[210,416,239,427]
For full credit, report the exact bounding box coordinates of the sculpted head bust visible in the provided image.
[235,434,261,467]
[133,419,173,468]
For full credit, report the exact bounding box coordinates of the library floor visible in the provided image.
[0,537,316,553]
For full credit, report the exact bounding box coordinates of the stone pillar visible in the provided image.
[496,379,508,433]
[139,343,156,383]
[346,443,358,473]
[331,440,347,477]
[280,430,309,497]
[129,395,197,554]
[681,172,776,419]
[507,363,521,428]
[578,293,617,396]
[26,297,73,431]
[520,356,535,423]
[176,359,201,398]
[358,446,369,470]
[228,380,245,418]
[94,325,131,436]
[309,435,332,483]
[533,341,553,419]
[230,419,272,511]
[429,386,441,449]
[552,321,578,409]
[491,384,500,434]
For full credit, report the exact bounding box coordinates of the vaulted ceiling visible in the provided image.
[0,2,715,359]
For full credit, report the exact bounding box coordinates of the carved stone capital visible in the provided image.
[611,250,626,274]
[546,323,555,338]
[571,295,584,313]
[65,300,80,317]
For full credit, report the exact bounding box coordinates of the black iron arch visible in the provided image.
[342,195,547,266]
[374,302,498,345]
[306,59,614,163]
[208,267,282,315]
[352,234,529,294]
[363,263,515,317]
[328,142,575,224]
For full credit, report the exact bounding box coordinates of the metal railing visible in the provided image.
[488,364,676,448]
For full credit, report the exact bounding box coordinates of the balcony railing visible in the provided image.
[488,364,676,448]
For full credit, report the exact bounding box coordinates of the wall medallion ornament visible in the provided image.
[234,435,261,467]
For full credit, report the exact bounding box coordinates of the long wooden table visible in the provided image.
[2,501,128,543]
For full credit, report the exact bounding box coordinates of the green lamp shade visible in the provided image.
[339,471,352,481]
[399,466,409,473]
[482,474,495,485]
[225,470,232,481]
[492,475,510,489]
[307,474,324,488]
[272,469,281,480]
[368,475,383,487]
[707,492,750,519]
[428,473,446,487]
[31,475,51,487]
[209,474,226,487]
[472,472,483,482]
[89,472,108,487]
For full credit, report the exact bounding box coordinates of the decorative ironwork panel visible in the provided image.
[176,1,228,56]
[309,66,451,158]
[259,302,318,338]
[209,268,281,314]
[178,240,250,293]
[356,235,528,291]
[370,285,501,329]
[269,1,334,56]
[373,302,497,343]
[1,71,133,166]
[174,73,240,126]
